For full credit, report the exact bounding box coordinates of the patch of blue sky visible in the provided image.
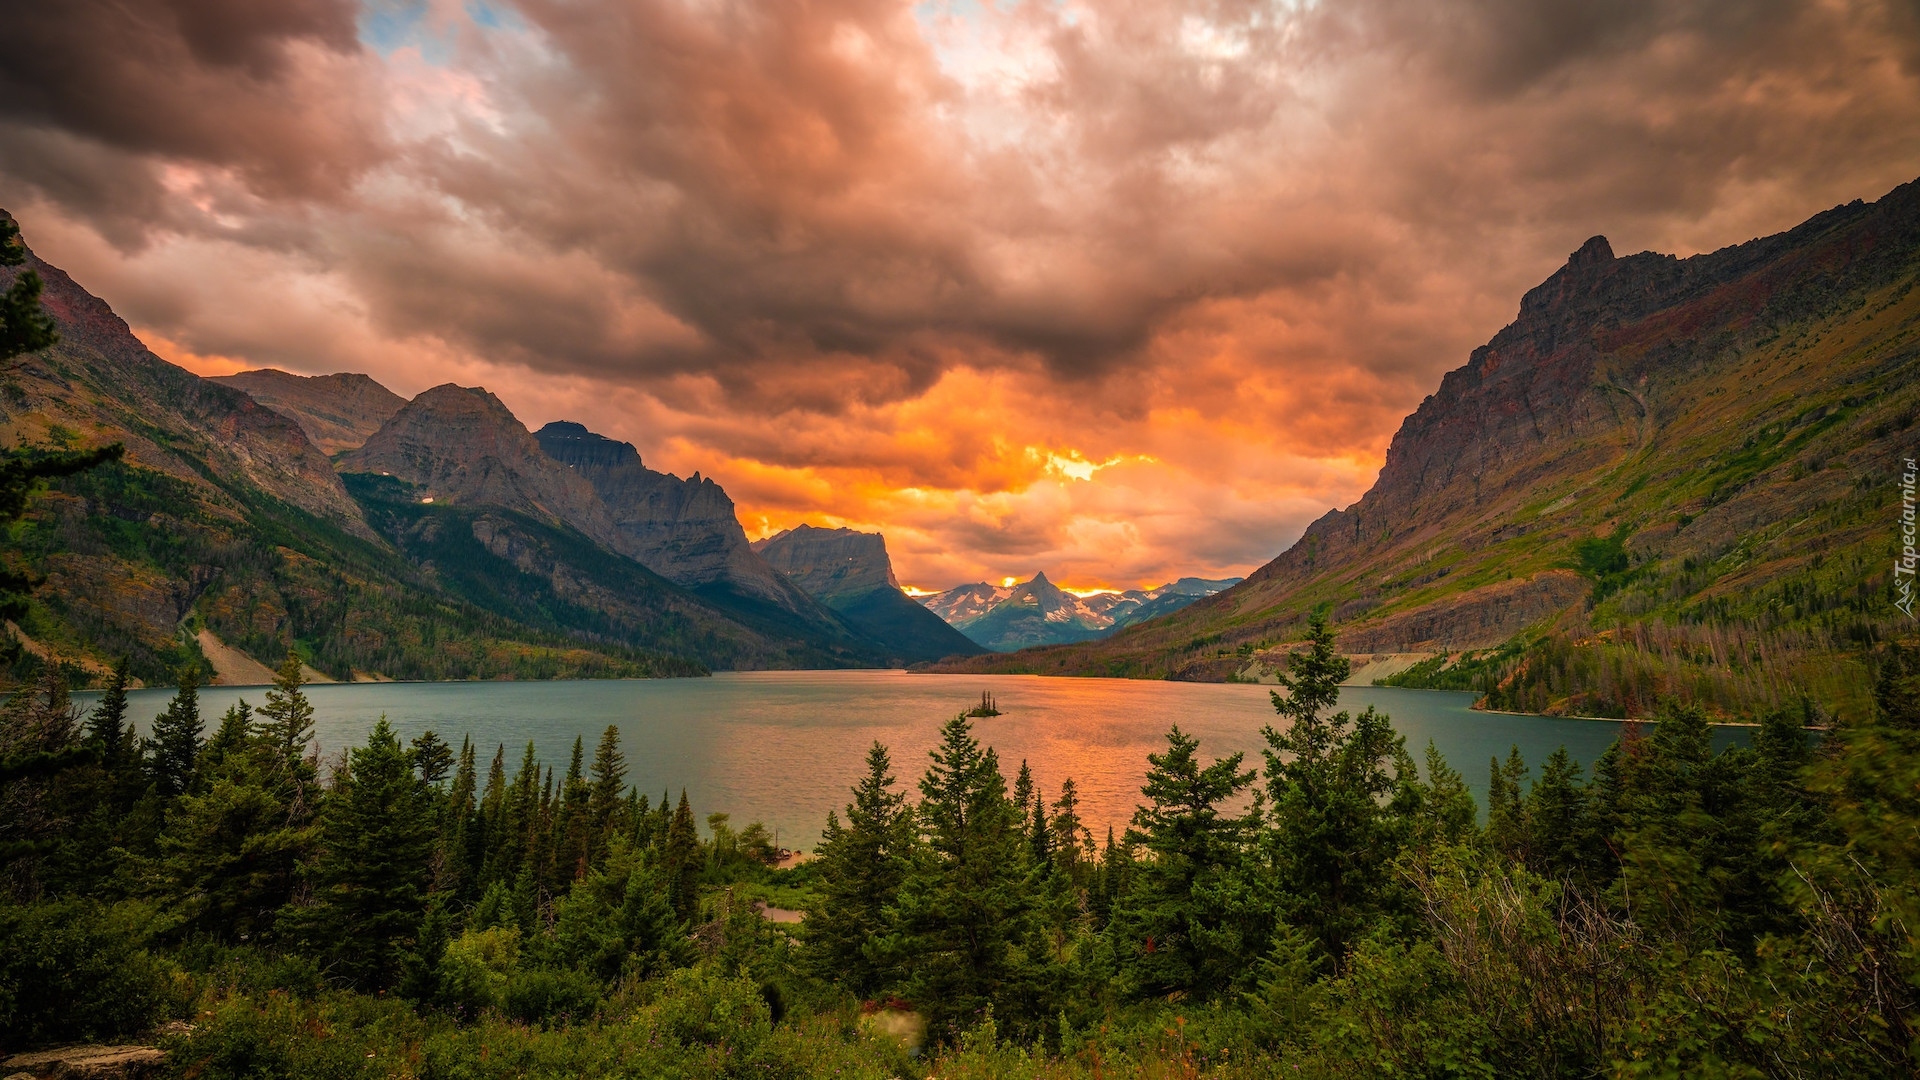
[359,0,522,63]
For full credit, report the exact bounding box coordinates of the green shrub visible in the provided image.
[0,900,183,1048]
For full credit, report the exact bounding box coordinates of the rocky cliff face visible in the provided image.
[751,523,984,661]
[931,178,1920,720]
[341,387,625,549]
[530,421,825,616]
[211,369,408,454]
[750,525,900,599]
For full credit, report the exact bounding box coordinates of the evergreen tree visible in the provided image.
[254,653,318,818]
[288,719,435,988]
[663,790,701,921]
[1108,725,1259,999]
[85,658,131,767]
[1050,778,1095,883]
[0,217,58,361]
[1260,612,1411,967]
[411,730,454,788]
[586,724,628,862]
[1486,745,1530,862]
[887,715,1029,1038]
[1526,748,1587,879]
[807,741,912,996]
[148,670,203,799]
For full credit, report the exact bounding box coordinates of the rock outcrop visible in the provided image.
[2,1044,166,1079]
[211,369,408,454]
[751,525,899,599]
[752,525,983,661]
[530,421,812,612]
[341,386,624,550]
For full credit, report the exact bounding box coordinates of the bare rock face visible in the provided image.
[751,523,985,661]
[341,387,623,549]
[211,369,407,454]
[750,525,900,600]
[531,421,815,611]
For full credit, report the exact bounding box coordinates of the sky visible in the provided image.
[2,0,1918,591]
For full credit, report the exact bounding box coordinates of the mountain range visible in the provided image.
[932,178,1920,723]
[920,573,1241,652]
[0,230,983,683]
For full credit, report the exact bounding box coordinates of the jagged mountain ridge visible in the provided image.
[0,223,894,680]
[0,221,708,682]
[922,573,1241,652]
[209,369,407,455]
[929,177,1920,721]
[751,525,985,662]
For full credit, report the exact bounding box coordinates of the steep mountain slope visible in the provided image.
[933,179,1920,722]
[0,221,698,684]
[340,386,624,547]
[210,369,407,454]
[752,525,985,662]
[340,394,885,668]
[920,574,1240,651]
[527,421,880,657]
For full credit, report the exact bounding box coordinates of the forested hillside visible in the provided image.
[4,622,1918,1076]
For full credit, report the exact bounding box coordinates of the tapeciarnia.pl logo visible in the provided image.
[1900,457,1918,620]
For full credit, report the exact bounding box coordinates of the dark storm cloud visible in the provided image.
[0,0,381,202]
[3,0,1918,585]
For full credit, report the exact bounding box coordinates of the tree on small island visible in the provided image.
[964,690,1000,717]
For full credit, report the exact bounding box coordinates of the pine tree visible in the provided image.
[1050,778,1095,882]
[1486,745,1530,862]
[806,741,912,996]
[663,790,701,921]
[887,715,1029,1038]
[1260,611,1411,967]
[1108,724,1259,999]
[148,670,203,799]
[411,730,454,788]
[255,653,317,818]
[86,658,131,767]
[288,719,435,989]
[587,724,628,863]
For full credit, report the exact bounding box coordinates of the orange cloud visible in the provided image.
[5,0,1920,590]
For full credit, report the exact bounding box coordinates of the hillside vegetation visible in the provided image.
[7,621,1920,1076]
[934,181,1920,724]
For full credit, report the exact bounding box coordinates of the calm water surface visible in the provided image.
[93,672,1724,849]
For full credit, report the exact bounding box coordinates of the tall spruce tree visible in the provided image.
[662,790,701,921]
[807,741,913,996]
[1260,612,1411,967]
[1108,725,1259,999]
[148,670,203,799]
[586,724,628,863]
[887,715,1028,1038]
[287,719,435,989]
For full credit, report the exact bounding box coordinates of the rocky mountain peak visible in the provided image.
[211,368,408,454]
[341,385,622,547]
[751,525,900,599]
[532,420,826,616]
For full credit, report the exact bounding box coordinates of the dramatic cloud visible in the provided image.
[4,0,1918,587]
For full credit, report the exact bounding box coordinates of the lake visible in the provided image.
[88,671,1722,849]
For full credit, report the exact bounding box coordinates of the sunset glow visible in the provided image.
[6,0,1918,589]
